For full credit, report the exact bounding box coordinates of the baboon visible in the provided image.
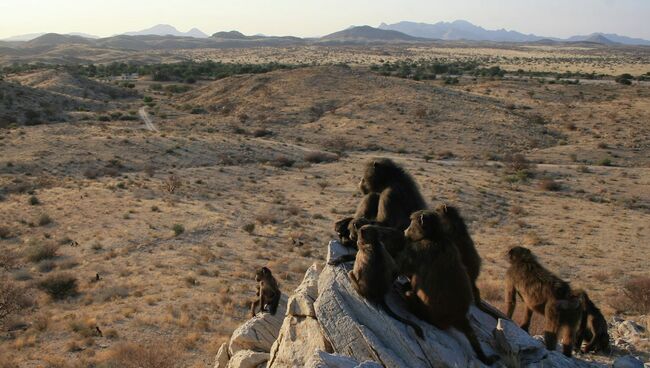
[504,246,582,357]
[575,290,610,354]
[358,158,426,232]
[401,210,498,365]
[349,224,423,338]
[334,192,380,249]
[434,204,507,320]
[251,267,281,317]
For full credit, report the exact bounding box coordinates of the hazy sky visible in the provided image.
[1,0,649,39]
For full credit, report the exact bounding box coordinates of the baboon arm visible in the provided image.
[505,282,517,318]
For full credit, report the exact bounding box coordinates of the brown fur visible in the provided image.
[334,193,380,249]
[401,210,498,365]
[358,158,426,232]
[504,247,582,357]
[349,225,423,338]
[434,204,507,320]
[575,290,610,354]
[251,267,281,317]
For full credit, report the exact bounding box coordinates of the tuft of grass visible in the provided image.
[242,223,255,234]
[38,213,52,226]
[37,260,56,273]
[538,178,561,191]
[598,158,612,166]
[100,341,183,368]
[172,224,185,236]
[304,151,338,164]
[38,273,78,300]
[28,195,40,205]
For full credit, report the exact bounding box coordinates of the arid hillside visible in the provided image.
[0,64,648,367]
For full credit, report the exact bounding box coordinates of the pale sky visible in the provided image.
[0,0,649,39]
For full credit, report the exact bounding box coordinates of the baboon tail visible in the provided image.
[379,299,424,339]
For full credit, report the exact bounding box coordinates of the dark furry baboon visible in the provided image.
[434,204,507,320]
[574,290,610,354]
[358,158,426,232]
[251,267,281,317]
[349,225,424,338]
[334,217,355,248]
[400,210,498,365]
[505,246,582,357]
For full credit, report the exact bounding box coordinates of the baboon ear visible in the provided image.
[419,213,425,226]
[442,203,448,213]
[372,161,378,168]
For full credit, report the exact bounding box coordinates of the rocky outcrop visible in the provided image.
[216,240,612,368]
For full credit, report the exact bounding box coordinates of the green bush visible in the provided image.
[173,224,185,236]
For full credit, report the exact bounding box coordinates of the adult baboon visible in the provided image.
[504,246,582,357]
[434,203,507,320]
[358,158,426,231]
[575,290,610,354]
[400,210,498,364]
[349,224,424,338]
[251,267,281,317]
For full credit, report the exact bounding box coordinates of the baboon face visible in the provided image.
[360,158,395,193]
[506,246,533,263]
[255,267,271,282]
[358,178,371,194]
[357,225,376,248]
[405,210,442,241]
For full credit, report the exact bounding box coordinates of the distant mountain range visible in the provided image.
[2,21,650,47]
[378,20,650,46]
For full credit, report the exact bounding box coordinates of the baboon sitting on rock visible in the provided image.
[400,210,499,365]
[504,246,582,357]
[251,267,281,317]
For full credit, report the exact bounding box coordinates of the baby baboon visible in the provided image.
[334,192,380,249]
[251,267,281,318]
[434,204,506,320]
[401,210,498,365]
[349,224,423,338]
[575,290,610,354]
[358,158,426,231]
[334,217,355,248]
[505,246,582,357]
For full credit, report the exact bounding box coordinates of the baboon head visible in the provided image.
[506,246,535,263]
[334,217,353,239]
[349,217,373,239]
[255,267,272,282]
[434,203,465,234]
[356,224,377,251]
[359,158,401,193]
[405,210,444,242]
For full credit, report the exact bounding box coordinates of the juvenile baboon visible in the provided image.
[504,246,582,357]
[434,204,507,320]
[349,225,423,338]
[334,192,380,249]
[358,158,426,231]
[401,210,498,364]
[251,267,281,317]
[575,290,610,354]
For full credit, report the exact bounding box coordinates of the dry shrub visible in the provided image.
[0,279,24,324]
[100,341,184,368]
[162,175,182,194]
[25,242,59,263]
[622,276,650,314]
[304,151,338,164]
[95,285,130,302]
[477,279,503,303]
[269,156,295,168]
[505,153,534,173]
[0,226,12,239]
[538,178,561,191]
[38,273,78,300]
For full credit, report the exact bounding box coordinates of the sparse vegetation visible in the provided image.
[38,273,78,300]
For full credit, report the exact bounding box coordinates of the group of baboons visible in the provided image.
[251,158,610,364]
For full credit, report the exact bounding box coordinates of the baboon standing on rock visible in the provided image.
[349,224,423,338]
[358,158,427,231]
[504,246,582,357]
[434,204,507,320]
[251,267,281,317]
[400,210,498,365]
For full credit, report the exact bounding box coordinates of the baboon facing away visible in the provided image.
[575,290,610,354]
[358,158,426,232]
[504,246,582,357]
[251,267,281,317]
[349,225,423,338]
[434,204,507,320]
[400,210,498,365]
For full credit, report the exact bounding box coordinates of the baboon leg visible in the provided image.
[543,303,560,351]
[379,299,424,339]
[268,292,280,315]
[505,282,517,318]
[328,253,357,266]
[559,325,574,357]
[400,290,434,326]
[520,307,534,332]
[456,318,499,365]
[250,299,260,317]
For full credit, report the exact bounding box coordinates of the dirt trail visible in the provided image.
[138,106,159,132]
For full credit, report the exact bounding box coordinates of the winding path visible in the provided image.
[138,107,159,132]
